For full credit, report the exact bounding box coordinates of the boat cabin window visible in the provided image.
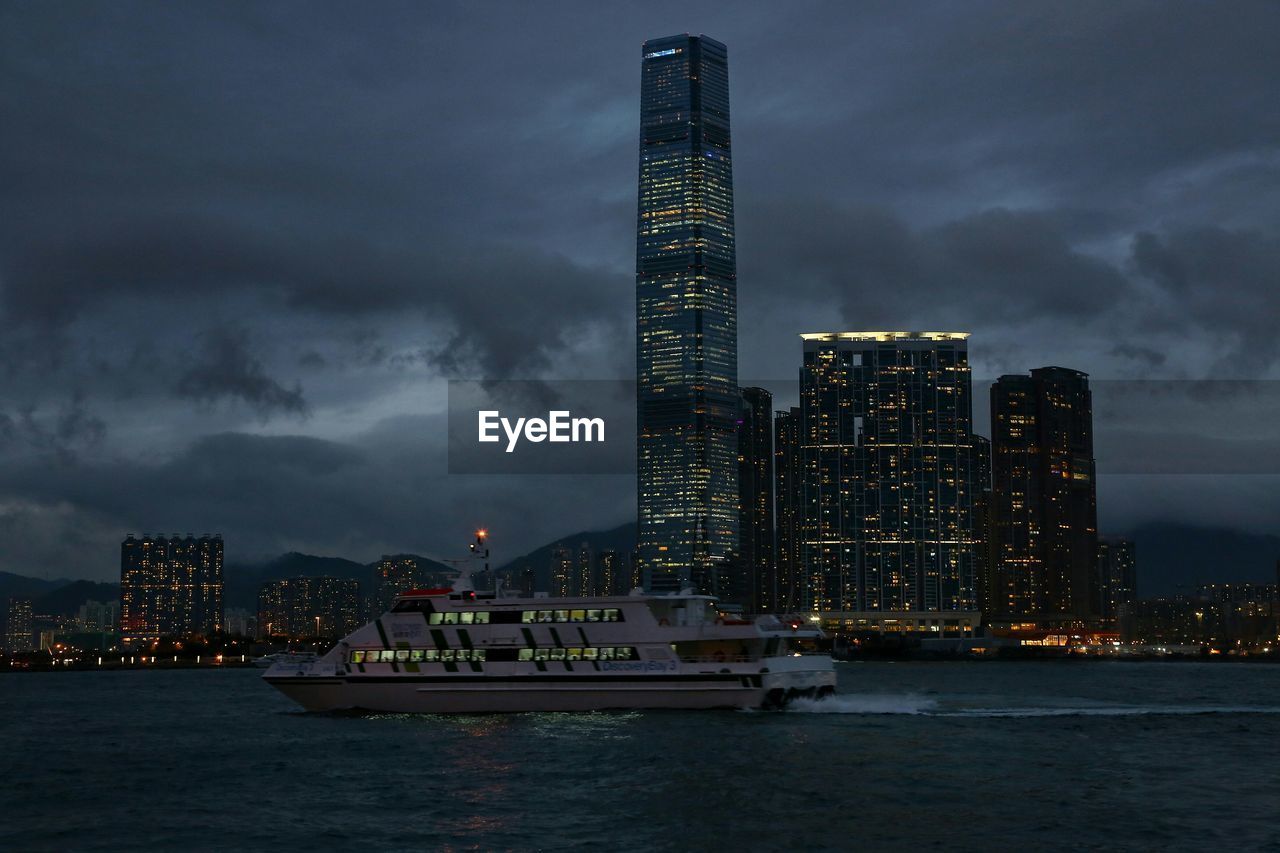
[392,599,433,613]
[349,646,634,665]
[520,608,622,624]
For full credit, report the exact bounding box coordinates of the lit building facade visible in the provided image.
[576,543,595,597]
[636,34,739,595]
[735,386,773,611]
[373,556,452,617]
[75,600,119,633]
[550,546,574,598]
[772,407,803,613]
[598,549,622,597]
[971,435,996,618]
[257,576,361,640]
[4,597,34,652]
[119,533,224,639]
[991,367,1098,627]
[1097,537,1137,626]
[797,332,980,615]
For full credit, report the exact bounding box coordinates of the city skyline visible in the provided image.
[0,4,1278,583]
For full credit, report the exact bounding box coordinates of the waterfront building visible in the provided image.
[257,576,361,640]
[598,549,622,597]
[550,545,574,598]
[373,556,451,617]
[991,368,1098,627]
[972,436,997,619]
[223,607,256,637]
[636,34,739,595]
[1097,537,1137,626]
[576,543,595,597]
[119,533,223,640]
[736,387,774,611]
[772,407,803,613]
[1120,593,1277,650]
[75,600,119,633]
[797,332,980,616]
[4,597,34,652]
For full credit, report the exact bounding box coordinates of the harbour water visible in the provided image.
[2,662,1277,852]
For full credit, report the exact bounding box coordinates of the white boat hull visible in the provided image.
[266,656,835,714]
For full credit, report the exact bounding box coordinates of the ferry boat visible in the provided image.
[263,565,835,713]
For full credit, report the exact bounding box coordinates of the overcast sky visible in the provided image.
[2,1,1278,580]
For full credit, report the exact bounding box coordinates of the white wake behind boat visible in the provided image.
[263,574,835,713]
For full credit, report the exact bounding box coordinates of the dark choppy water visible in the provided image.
[2,662,1278,852]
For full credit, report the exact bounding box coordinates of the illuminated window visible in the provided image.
[518,648,534,661]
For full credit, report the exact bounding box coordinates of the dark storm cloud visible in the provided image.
[0,393,106,461]
[0,0,1278,576]
[175,328,308,416]
[742,202,1131,325]
[0,420,632,576]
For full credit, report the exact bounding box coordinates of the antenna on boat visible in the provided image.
[468,528,492,594]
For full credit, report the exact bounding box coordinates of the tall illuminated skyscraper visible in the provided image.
[991,367,1098,627]
[797,332,980,614]
[636,34,738,594]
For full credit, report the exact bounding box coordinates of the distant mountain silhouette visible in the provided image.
[0,571,66,604]
[34,580,120,616]
[1125,522,1279,597]
[498,522,637,591]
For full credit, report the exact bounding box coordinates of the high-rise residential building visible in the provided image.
[598,549,621,597]
[4,598,34,652]
[736,387,774,611]
[991,367,1098,627]
[257,577,361,640]
[772,407,803,613]
[75,600,119,633]
[120,534,223,639]
[223,607,256,637]
[373,556,452,617]
[971,435,996,618]
[1097,537,1137,626]
[636,34,738,595]
[797,332,980,615]
[550,545,574,598]
[576,543,595,598]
